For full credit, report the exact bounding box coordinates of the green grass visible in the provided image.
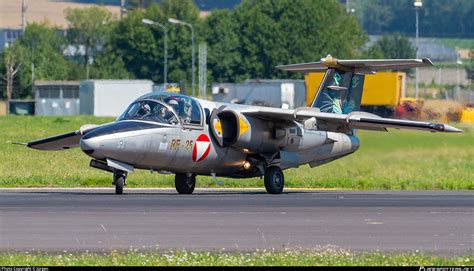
[0,248,471,266]
[0,116,472,190]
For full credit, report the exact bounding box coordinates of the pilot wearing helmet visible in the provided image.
[167,99,179,112]
[133,102,151,119]
[164,100,179,124]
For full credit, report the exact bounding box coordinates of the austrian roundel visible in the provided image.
[192,134,211,162]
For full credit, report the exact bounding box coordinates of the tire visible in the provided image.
[264,166,284,194]
[115,175,125,195]
[175,174,196,194]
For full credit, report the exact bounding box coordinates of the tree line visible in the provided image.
[352,0,474,38]
[1,0,417,99]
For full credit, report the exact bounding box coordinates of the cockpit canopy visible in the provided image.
[118,100,179,125]
[118,92,202,125]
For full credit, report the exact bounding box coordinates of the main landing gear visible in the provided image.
[113,171,127,195]
[113,168,284,195]
[264,166,284,194]
[175,173,196,194]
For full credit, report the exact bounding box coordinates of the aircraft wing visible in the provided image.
[242,107,463,133]
[27,130,83,151]
[25,124,105,151]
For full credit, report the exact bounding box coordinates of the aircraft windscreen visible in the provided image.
[118,100,179,125]
[138,92,202,125]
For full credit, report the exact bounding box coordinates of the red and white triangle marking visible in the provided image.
[192,134,211,162]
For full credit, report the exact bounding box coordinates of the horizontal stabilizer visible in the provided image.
[276,55,433,74]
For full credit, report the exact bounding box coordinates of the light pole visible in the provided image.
[455,47,463,101]
[168,18,195,97]
[346,0,355,13]
[142,18,168,85]
[414,0,422,99]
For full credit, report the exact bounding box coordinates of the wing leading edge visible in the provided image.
[242,107,463,133]
[27,130,82,150]
[25,124,105,151]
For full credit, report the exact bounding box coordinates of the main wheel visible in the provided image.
[114,173,126,195]
[175,174,196,194]
[264,166,284,194]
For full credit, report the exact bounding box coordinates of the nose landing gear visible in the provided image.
[113,171,127,195]
[264,166,284,194]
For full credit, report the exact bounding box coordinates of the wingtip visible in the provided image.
[442,124,463,133]
[432,124,463,133]
[422,58,434,66]
[8,141,28,146]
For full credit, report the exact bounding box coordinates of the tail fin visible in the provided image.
[311,69,364,114]
[277,55,432,114]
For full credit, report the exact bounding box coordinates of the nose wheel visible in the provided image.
[264,166,284,194]
[175,174,196,194]
[113,172,127,195]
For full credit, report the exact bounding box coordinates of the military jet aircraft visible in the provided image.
[23,56,462,195]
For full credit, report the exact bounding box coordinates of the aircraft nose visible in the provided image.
[80,137,101,155]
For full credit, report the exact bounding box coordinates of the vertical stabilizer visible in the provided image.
[277,56,432,114]
[311,69,364,114]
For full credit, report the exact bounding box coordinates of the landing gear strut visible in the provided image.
[175,174,196,194]
[264,166,284,194]
[113,172,127,195]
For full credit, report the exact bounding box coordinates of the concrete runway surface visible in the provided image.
[0,188,472,254]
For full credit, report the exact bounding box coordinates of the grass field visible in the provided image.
[0,116,472,190]
[0,248,471,266]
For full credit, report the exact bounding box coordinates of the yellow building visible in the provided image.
[305,72,406,108]
[460,108,474,124]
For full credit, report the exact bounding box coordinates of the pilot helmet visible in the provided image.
[168,99,179,110]
[142,103,151,112]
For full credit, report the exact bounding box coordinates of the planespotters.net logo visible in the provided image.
[420,267,474,271]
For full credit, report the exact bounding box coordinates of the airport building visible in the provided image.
[35,81,80,116]
[33,80,154,117]
[80,80,154,117]
[212,80,306,109]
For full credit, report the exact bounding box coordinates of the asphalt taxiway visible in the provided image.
[0,188,472,254]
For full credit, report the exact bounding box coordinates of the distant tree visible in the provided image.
[202,9,243,82]
[100,7,162,82]
[465,48,474,81]
[127,0,155,9]
[229,0,366,80]
[17,22,70,93]
[97,0,367,85]
[352,0,396,35]
[103,0,201,86]
[0,42,25,109]
[361,43,385,59]
[65,6,116,67]
[0,53,5,99]
[89,44,133,79]
[374,35,415,59]
[351,0,474,38]
[160,0,201,85]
